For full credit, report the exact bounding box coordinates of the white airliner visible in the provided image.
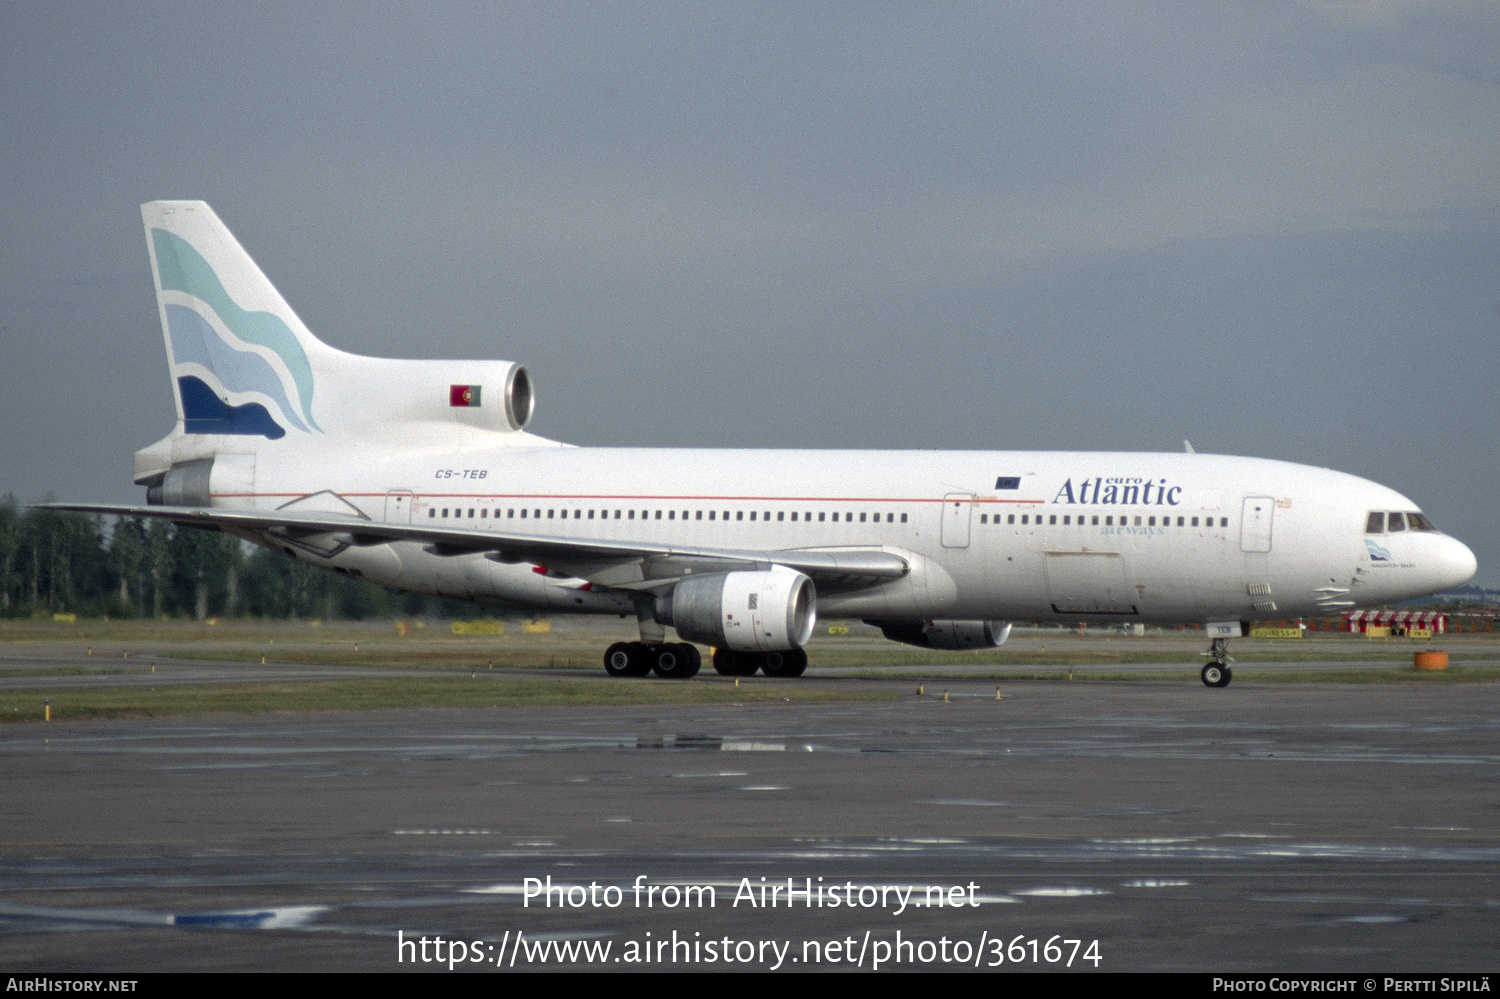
[49,202,1478,686]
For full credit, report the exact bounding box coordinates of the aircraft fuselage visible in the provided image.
[227,444,1471,627]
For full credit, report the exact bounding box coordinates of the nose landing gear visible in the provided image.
[1201,636,1234,687]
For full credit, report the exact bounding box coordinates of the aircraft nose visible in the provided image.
[1435,535,1478,591]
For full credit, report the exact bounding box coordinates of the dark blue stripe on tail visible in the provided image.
[178,376,286,439]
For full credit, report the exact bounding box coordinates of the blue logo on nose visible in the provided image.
[1364,538,1391,562]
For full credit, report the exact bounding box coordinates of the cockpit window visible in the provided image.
[1366,510,1436,533]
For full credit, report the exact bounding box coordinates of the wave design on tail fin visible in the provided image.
[152,227,323,433]
[177,376,286,439]
[164,304,310,433]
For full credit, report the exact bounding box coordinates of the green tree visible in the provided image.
[108,518,150,617]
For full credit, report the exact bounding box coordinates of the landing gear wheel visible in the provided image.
[760,648,807,678]
[1201,663,1232,688]
[712,648,760,676]
[1200,634,1235,688]
[650,643,701,679]
[604,641,651,677]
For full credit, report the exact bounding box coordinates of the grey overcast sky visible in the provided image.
[2,1,1496,586]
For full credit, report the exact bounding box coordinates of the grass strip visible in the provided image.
[0,675,897,722]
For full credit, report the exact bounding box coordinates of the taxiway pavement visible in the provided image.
[2,667,1498,972]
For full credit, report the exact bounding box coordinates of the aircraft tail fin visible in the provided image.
[145,201,331,440]
[137,202,538,485]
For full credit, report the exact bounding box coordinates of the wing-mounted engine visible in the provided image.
[656,568,816,651]
[870,619,1012,649]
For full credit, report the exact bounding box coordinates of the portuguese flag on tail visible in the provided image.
[450,384,482,407]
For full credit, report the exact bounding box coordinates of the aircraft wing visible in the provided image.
[38,503,910,592]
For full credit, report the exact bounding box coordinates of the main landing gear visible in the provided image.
[604,641,701,679]
[604,599,808,680]
[1200,636,1233,688]
[600,642,809,679]
[712,647,808,678]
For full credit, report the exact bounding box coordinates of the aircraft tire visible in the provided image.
[651,643,701,679]
[712,648,759,676]
[761,648,807,678]
[604,641,651,677]
[1201,663,1232,688]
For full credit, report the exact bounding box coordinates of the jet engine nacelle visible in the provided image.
[871,619,1012,650]
[659,568,816,651]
